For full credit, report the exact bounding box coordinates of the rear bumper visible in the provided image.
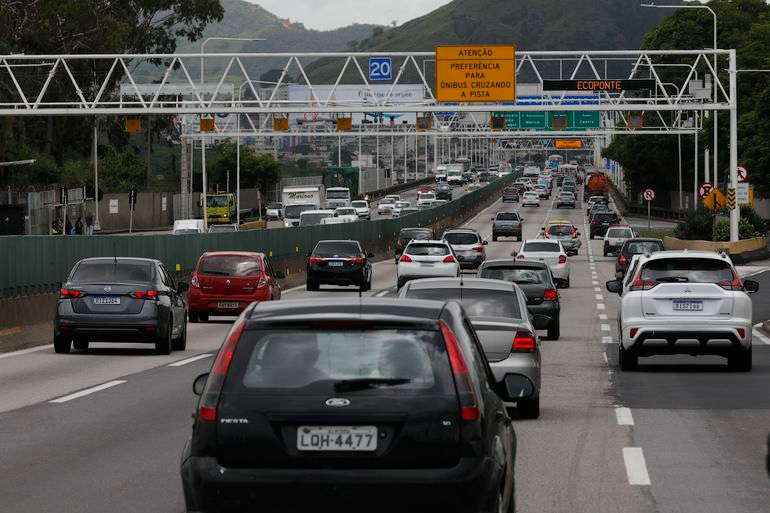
[308,268,366,285]
[181,456,503,513]
[55,303,163,342]
[492,227,521,237]
[621,321,752,354]
[188,292,269,314]
[457,253,485,269]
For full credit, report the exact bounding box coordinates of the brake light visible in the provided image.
[512,331,536,352]
[439,320,479,422]
[544,289,558,301]
[348,257,364,264]
[191,274,200,288]
[629,328,639,339]
[629,276,658,291]
[558,255,567,264]
[591,219,599,225]
[59,288,85,299]
[399,254,413,263]
[130,290,159,300]
[198,318,246,422]
[443,255,457,263]
[471,245,483,253]
[308,257,324,264]
[717,270,743,291]
[544,229,550,238]
[737,328,746,339]
[619,255,628,266]
[516,254,525,260]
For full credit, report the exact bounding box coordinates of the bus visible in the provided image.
[547,155,564,170]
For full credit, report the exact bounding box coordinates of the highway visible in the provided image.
[1,188,769,513]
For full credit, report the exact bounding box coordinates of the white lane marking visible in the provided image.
[50,380,126,403]
[167,354,213,367]
[592,280,599,285]
[375,289,391,297]
[594,287,601,292]
[0,344,53,359]
[615,407,635,426]
[597,303,606,310]
[595,294,603,300]
[752,328,770,345]
[602,352,609,364]
[282,284,306,294]
[601,323,611,331]
[623,447,652,486]
[599,314,608,320]
[602,336,613,344]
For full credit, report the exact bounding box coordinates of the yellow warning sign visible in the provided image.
[727,188,736,210]
[435,45,516,103]
[703,189,727,210]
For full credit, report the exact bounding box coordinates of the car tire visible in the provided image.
[306,280,319,292]
[547,322,560,340]
[172,317,187,351]
[728,347,752,372]
[54,334,71,354]
[518,397,540,419]
[188,311,199,323]
[199,314,209,323]
[603,248,608,257]
[73,340,89,351]
[563,277,570,289]
[155,321,172,355]
[492,235,498,242]
[618,342,638,371]
[397,277,406,290]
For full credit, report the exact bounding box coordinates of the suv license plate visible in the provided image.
[673,300,703,311]
[94,297,120,305]
[297,426,377,452]
[328,261,344,267]
[217,301,239,309]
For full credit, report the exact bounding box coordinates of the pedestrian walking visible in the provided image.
[85,211,94,236]
[75,217,83,235]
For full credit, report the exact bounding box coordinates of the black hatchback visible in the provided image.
[181,298,516,513]
[435,183,453,200]
[54,257,188,355]
[306,240,373,292]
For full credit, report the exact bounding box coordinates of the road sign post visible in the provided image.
[641,188,655,232]
[698,181,714,199]
[129,188,137,234]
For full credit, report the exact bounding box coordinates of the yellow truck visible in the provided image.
[205,193,236,225]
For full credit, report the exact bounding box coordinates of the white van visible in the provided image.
[435,165,448,182]
[173,219,205,235]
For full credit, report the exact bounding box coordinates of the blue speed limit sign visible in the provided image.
[369,57,392,81]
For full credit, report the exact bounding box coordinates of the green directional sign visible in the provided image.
[492,110,600,130]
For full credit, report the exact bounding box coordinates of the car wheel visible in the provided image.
[728,346,752,372]
[618,342,638,371]
[603,248,608,257]
[563,277,570,289]
[518,397,540,419]
[73,340,89,351]
[492,235,498,242]
[155,321,172,355]
[547,322,560,340]
[306,280,319,292]
[397,277,406,290]
[172,316,187,351]
[199,314,209,323]
[188,311,199,323]
[54,334,71,354]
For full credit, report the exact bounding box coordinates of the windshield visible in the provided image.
[420,194,436,200]
[313,242,361,258]
[351,201,368,208]
[607,229,633,238]
[299,213,332,226]
[327,190,349,199]
[71,260,154,283]
[208,225,237,232]
[395,202,411,208]
[496,213,520,221]
[335,208,356,216]
[267,203,281,209]
[403,288,522,319]
[640,258,734,284]
[284,204,316,218]
[405,244,450,256]
[400,229,433,240]
[206,196,230,208]
[380,198,396,204]
[523,242,560,252]
[173,229,200,235]
[199,255,260,277]
[625,241,664,255]
[444,233,479,245]
[549,226,573,236]
[479,266,547,284]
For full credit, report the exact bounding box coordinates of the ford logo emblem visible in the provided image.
[325,398,350,407]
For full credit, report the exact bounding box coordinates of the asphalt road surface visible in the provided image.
[1,187,769,513]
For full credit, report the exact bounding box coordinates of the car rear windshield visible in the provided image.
[590,197,608,203]
[299,213,332,226]
[479,267,547,284]
[522,242,559,252]
[549,226,573,236]
[351,201,367,208]
[400,228,433,240]
[496,213,520,221]
[593,213,615,222]
[313,242,361,258]
[209,225,237,232]
[380,197,396,204]
[71,260,154,283]
[228,329,448,394]
[327,190,349,199]
[607,229,633,238]
[444,233,479,245]
[199,255,260,277]
[405,244,450,256]
[640,258,734,284]
[404,288,522,319]
[267,203,281,209]
[335,208,356,215]
[558,193,574,199]
[284,204,316,218]
[625,241,664,254]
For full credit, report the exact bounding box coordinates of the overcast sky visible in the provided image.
[249,0,452,31]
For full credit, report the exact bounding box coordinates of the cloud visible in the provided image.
[249,0,451,31]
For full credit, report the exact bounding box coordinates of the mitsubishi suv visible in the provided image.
[606,251,759,371]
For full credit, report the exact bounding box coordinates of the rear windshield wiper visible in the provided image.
[655,276,689,283]
[334,378,411,392]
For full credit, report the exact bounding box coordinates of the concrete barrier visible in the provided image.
[662,236,769,264]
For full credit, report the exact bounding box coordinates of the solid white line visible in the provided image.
[601,323,611,331]
[751,328,770,345]
[167,354,213,367]
[615,407,635,426]
[375,289,390,297]
[595,294,603,300]
[602,336,613,344]
[599,314,608,320]
[50,380,126,403]
[0,344,53,359]
[597,303,606,310]
[623,447,652,485]
[282,284,306,294]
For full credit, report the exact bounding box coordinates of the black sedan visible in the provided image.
[54,257,188,355]
[477,259,561,340]
[435,183,453,200]
[306,240,373,291]
[182,298,517,513]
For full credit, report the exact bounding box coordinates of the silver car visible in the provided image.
[398,277,548,418]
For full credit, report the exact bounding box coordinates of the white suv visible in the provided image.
[606,251,759,371]
[603,227,634,256]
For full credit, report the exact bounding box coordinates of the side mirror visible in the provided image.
[510,250,518,257]
[177,282,190,293]
[306,252,312,257]
[606,280,623,295]
[496,374,535,402]
[482,240,488,246]
[576,231,581,236]
[491,217,495,221]
[531,314,551,330]
[744,279,759,294]
[367,252,375,258]
[275,271,286,279]
[193,373,209,396]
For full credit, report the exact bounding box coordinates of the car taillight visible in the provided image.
[443,255,457,263]
[130,290,159,300]
[619,255,628,266]
[717,270,743,291]
[558,255,567,264]
[544,229,550,238]
[198,317,246,422]
[191,274,200,288]
[512,330,536,352]
[348,257,364,264]
[309,257,324,264]
[59,288,85,299]
[471,245,483,253]
[591,219,599,225]
[399,254,413,263]
[544,289,558,301]
[439,320,479,422]
[516,254,525,260]
[630,328,639,339]
[257,278,269,288]
[629,277,658,291]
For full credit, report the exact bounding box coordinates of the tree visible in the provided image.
[98,149,146,192]
[208,144,282,193]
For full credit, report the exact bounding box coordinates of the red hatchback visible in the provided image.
[188,252,283,322]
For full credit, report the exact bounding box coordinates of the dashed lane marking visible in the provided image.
[615,407,635,426]
[623,447,652,486]
[594,287,601,292]
[602,336,613,344]
[592,281,599,286]
[50,380,126,403]
[595,294,603,300]
[599,314,608,320]
[375,289,391,297]
[597,303,606,310]
[601,323,611,331]
[167,354,213,367]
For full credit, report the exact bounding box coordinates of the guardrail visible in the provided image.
[0,174,516,297]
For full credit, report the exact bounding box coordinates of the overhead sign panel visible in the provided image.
[542,79,655,92]
[435,45,516,102]
[555,140,583,149]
